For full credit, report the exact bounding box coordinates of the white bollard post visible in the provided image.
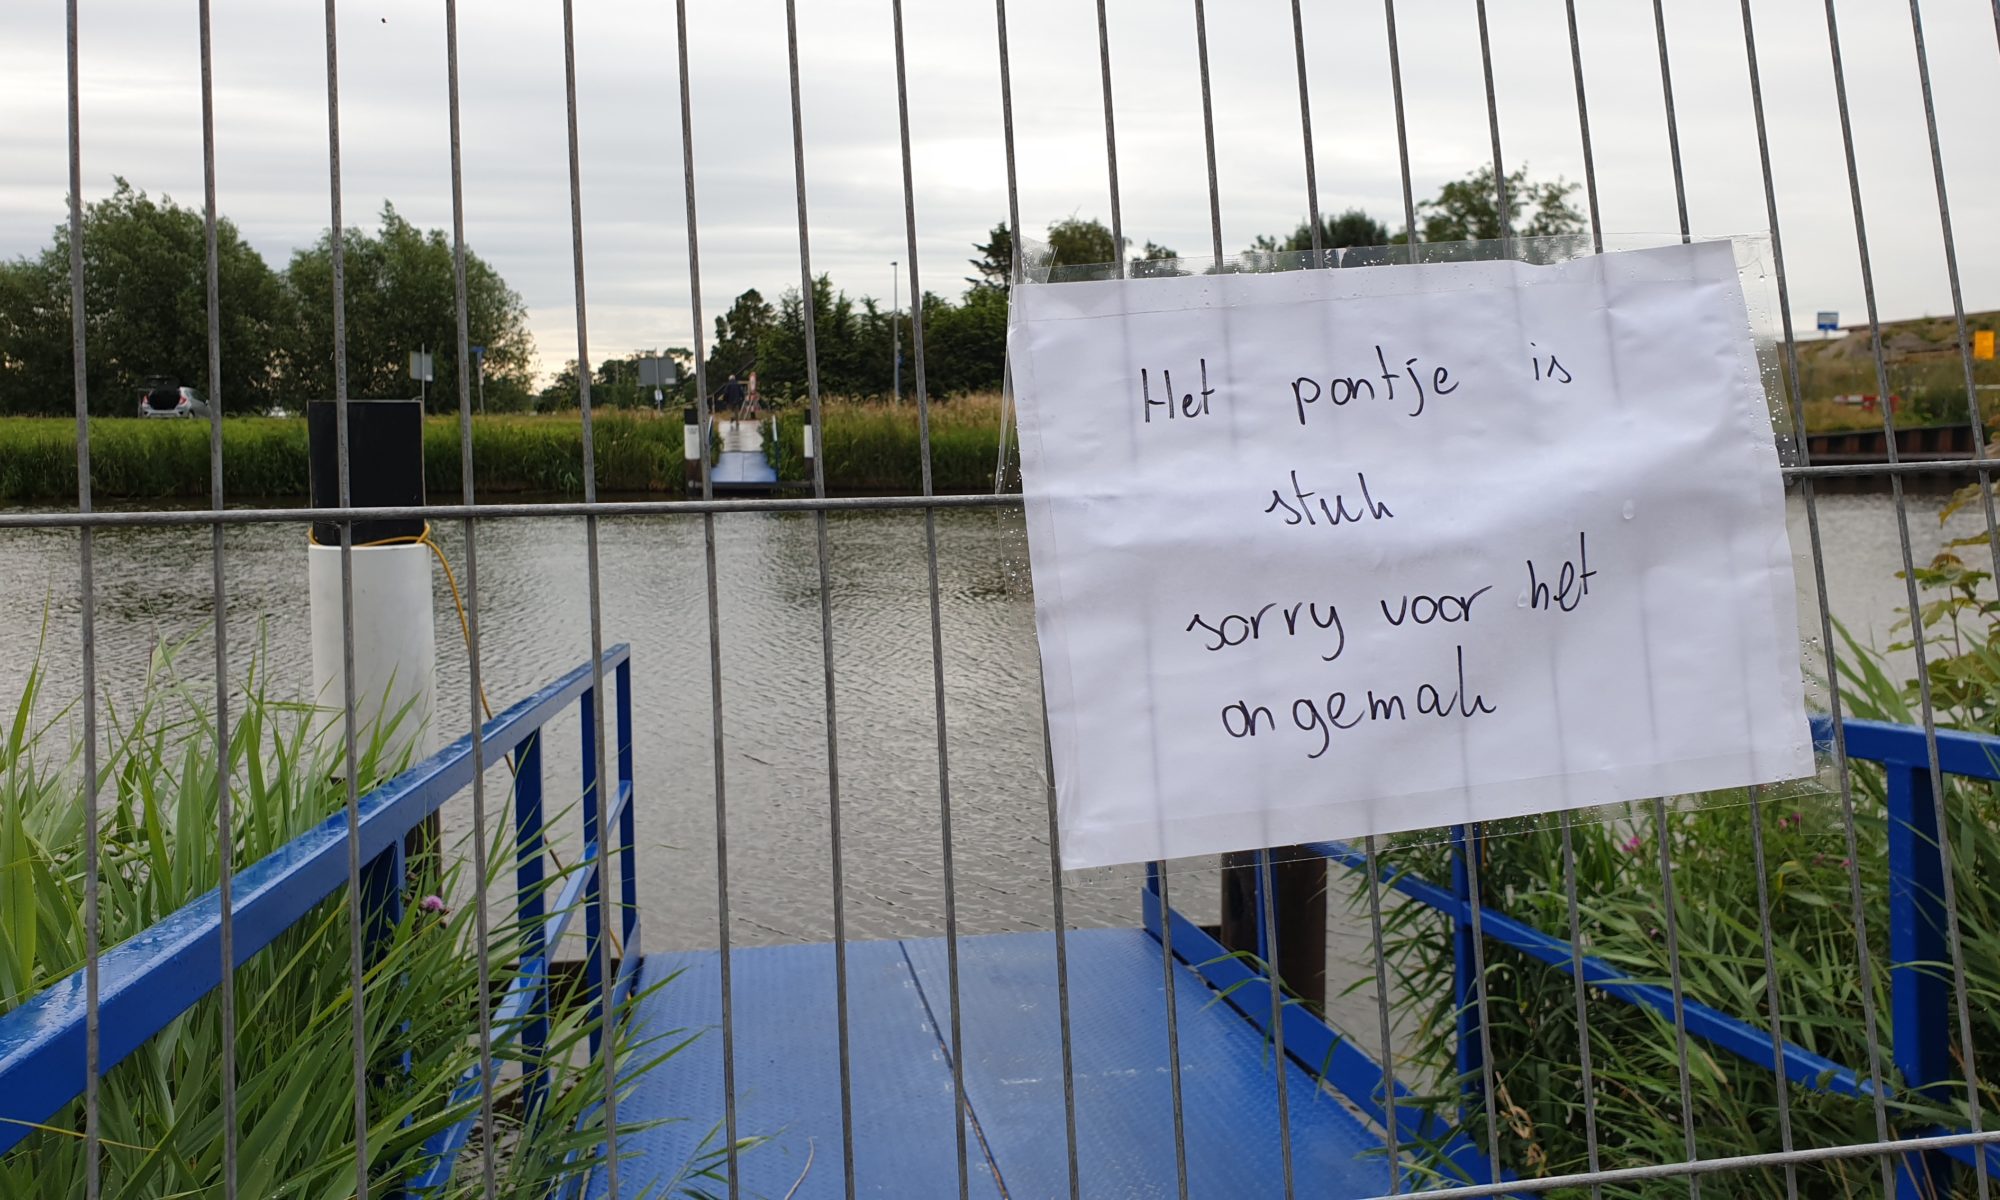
[309,542,435,768]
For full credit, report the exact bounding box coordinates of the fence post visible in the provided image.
[1452,824,1485,1121]
[1888,761,1952,1199]
[1219,849,1326,1013]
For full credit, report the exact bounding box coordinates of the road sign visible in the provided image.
[408,350,434,382]
[1816,311,1839,333]
[1976,330,1994,361]
[638,355,678,387]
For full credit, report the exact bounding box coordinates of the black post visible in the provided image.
[1220,847,1327,1015]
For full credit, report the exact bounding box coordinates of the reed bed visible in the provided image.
[0,640,722,1197]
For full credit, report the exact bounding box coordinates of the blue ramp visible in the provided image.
[595,938,1000,1199]
[903,929,1391,1198]
[598,929,1391,1198]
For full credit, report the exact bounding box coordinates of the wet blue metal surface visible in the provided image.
[592,929,1394,1199]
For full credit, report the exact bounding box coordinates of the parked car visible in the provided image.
[137,378,210,419]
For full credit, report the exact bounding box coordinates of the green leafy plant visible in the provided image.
[0,636,732,1197]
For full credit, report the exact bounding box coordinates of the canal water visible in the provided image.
[0,491,1989,1043]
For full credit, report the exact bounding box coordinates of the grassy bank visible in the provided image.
[768,391,1016,493]
[0,398,1014,503]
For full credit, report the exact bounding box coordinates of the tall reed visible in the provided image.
[0,638,722,1197]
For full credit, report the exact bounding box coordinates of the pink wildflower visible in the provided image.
[419,894,447,913]
[1619,834,1643,853]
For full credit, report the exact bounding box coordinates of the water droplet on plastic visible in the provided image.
[1622,500,1636,521]
[1516,591,1530,608]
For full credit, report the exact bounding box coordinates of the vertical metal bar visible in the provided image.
[1469,0,1512,246]
[1460,826,1502,1174]
[194,1,236,1194]
[62,5,101,1195]
[1908,0,2000,611]
[993,1,1082,1191]
[1037,708,1082,1200]
[1186,1,1289,1186]
[1652,800,1702,1198]
[1287,0,1322,257]
[1559,0,1603,256]
[1093,6,1187,1191]
[1903,3,2000,1176]
[440,0,499,1185]
[1819,1,1991,1193]
[1190,0,1224,268]
[1254,849,1295,1199]
[556,0,622,1190]
[1362,836,1399,1194]
[887,6,970,1194]
[776,6,857,1191]
[514,733,550,1115]
[1558,815,1602,1198]
[1733,5,1896,1194]
[1745,788,1802,1200]
[1094,0,1126,265]
[668,3,736,1192]
[1373,3,1418,1184]
[1382,0,1417,253]
[1550,23,1607,1193]
[1651,0,1692,242]
[316,2,369,1194]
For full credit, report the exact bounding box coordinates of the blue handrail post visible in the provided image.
[1887,761,1953,1199]
[1452,824,1486,1123]
[581,686,605,1060]
[360,835,407,958]
[616,657,639,965]
[514,731,550,1116]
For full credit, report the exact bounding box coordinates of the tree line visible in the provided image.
[0,165,1578,417]
[0,180,536,417]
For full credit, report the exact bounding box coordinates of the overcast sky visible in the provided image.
[4,0,1997,383]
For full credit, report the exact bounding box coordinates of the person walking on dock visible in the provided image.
[720,373,746,415]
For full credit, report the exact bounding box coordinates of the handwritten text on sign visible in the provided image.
[1009,242,1813,871]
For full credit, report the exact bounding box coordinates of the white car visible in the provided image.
[137,383,211,419]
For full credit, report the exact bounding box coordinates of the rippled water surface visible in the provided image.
[0,491,1988,1041]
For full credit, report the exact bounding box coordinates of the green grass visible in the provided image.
[767,392,1015,494]
[0,636,728,1197]
[0,414,687,503]
[0,398,1016,503]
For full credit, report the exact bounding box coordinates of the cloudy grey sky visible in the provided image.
[4,0,1997,383]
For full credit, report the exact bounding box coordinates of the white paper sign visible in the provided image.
[1009,241,1814,871]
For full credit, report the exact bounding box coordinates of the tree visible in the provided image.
[705,288,773,388]
[1249,208,1390,255]
[1412,164,1584,244]
[0,179,286,415]
[280,202,533,411]
[969,222,1014,290]
[1047,217,1123,271]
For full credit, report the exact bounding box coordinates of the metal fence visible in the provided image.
[8,0,2000,1196]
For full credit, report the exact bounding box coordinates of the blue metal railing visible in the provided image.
[0,645,638,1193]
[1151,713,1997,1195]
